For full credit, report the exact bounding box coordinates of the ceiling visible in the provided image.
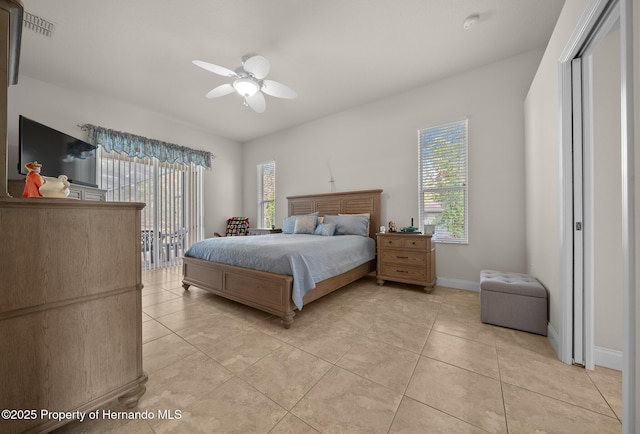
[18,0,565,143]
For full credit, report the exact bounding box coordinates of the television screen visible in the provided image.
[19,116,98,188]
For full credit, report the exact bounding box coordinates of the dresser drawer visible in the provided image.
[380,250,426,266]
[379,264,427,282]
[379,236,427,250]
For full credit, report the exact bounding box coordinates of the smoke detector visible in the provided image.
[463,14,479,30]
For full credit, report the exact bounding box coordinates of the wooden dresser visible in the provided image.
[376,232,436,292]
[0,198,147,433]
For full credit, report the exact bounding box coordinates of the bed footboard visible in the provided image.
[183,189,382,327]
[182,257,375,328]
[182,257,296,324]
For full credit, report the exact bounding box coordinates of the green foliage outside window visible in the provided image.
[259,161,276,228]
[419,120,468,243]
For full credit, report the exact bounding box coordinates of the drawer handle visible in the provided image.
[396,269,409,274]
[396,256,409,259]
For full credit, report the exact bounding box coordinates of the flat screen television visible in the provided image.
[18,115,98,188]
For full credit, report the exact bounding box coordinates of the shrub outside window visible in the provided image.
[257,160,276,229]
[418,119,468,244]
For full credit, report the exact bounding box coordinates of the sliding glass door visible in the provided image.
[99,150,203,270]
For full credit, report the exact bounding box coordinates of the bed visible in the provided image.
[181,189,382,328]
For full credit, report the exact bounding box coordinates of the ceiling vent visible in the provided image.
[23,11,55,37]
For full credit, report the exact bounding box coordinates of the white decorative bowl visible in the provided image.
[39,175,70,198]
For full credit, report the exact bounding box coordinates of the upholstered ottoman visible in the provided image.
[480,270,548,336]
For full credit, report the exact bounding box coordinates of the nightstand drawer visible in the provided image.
[380,250,426,266]
[379,236,427,250]
[379,264,427,282]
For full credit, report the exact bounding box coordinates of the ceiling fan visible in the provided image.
[192,55,297,113]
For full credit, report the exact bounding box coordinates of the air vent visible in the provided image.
[23,11,55,37]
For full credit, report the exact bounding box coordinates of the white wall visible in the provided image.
[524,0,589,340]
[243,50,543,286]
[7,76,243,237]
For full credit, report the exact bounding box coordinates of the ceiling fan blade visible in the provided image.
[245,92,266,113]
[242,55,270,79]
[205,83,235,99]
[261,80,297,99]
[192,60,237,77]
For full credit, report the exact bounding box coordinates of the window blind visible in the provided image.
[257,160,276,229]
[418,119,468,243]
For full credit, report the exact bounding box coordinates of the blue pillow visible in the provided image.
[282,212,319,234]
[282,216,296,234]
[314,223,336,236]
[294,215,318,234]
[323,215,369,237]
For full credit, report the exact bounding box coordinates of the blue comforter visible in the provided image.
[184,234,375,309]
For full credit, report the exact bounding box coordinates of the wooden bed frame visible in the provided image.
[182,189,382,328]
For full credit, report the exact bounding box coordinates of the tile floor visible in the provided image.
[58,267,622,433]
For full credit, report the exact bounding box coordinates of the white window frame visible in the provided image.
[418,119,469,244]
[257,160,276,229]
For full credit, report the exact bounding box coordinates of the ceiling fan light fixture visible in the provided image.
[194,55,295,113]
[233,78,260,97]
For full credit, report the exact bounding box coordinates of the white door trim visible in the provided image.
[619,0,635,430]
[578,1,622,371]
[571,56,585,367]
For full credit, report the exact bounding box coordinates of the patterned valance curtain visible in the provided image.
[80,124,214,169]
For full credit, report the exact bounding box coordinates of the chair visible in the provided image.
[141,230,158,263]
[214,217,249,237]
[164,228,188,261]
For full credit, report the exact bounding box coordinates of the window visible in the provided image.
[418,119,468,244]
[257,160,276,229]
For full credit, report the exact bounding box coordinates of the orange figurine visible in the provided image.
[22,161,44,198]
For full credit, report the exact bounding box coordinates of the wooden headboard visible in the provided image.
[287,189,382,239]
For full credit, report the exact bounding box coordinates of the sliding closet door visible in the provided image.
[560,0,634,430]
[587,17,623,371]
[567,0,623,371]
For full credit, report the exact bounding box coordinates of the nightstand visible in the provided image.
[376,232,436,292]
[248,228,282,236]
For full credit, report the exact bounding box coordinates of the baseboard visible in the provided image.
[545,324,622,370]
[593,346,623,371]
[436,277,479,292]
[547,323,561,358]
[437,280,572,367]
[435,278,569,365]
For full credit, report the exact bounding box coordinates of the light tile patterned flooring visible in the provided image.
[58,267,622,433]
